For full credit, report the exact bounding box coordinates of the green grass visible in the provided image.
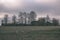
[0,26,60,40]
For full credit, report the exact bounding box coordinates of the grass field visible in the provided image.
[0,26,60,40]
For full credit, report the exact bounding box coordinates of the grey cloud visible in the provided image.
[0,0,60,19]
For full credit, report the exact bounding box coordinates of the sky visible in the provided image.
[0,0,60,20]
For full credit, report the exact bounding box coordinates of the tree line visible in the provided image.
[1,11,59,26]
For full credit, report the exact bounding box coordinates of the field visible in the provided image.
[0,26,60,40]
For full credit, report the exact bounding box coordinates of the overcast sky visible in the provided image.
[0,0,60,19]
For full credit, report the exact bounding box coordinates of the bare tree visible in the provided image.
[1,20,4,25]
[45,15,50,22]
[52,18,59,26]
[23,12,27,24]
[4,14,8,25]
[19,12,24,24]
[29,11,37,24]
[12,15,16,24]
[27,13,31,24]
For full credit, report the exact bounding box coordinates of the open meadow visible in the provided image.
[0,26,60,40]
